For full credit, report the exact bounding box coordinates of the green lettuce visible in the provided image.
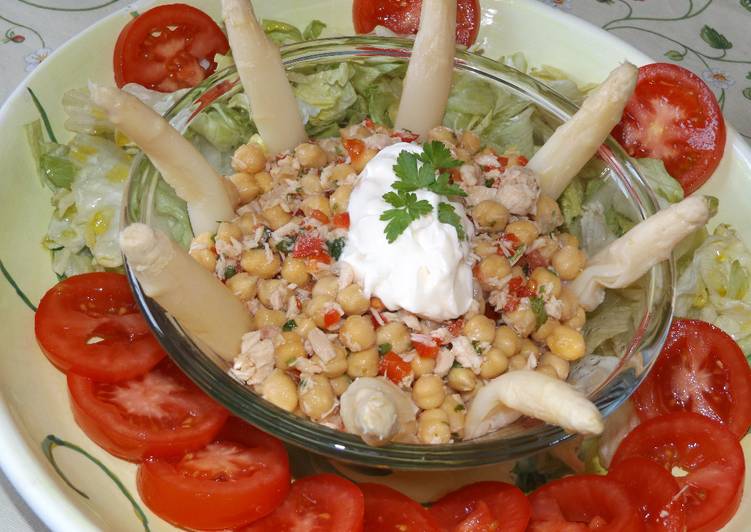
[25,120,76,190]
[189,98,254,152]
[636,158,684,205]
[262,19,326,45]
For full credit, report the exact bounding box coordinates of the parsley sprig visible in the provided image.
[380,141,467,243]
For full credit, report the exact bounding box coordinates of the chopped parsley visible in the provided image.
[471,340,484,354]
[224,265,237,279]
[282,319,297,332]
[508,243,527,266]
[381,141,467,243]
[378,343,392,356]
[529,296,548,328]
[485,178,494,187]
[260,226,273,243]
[454,404,466,412]
[326,237,346,260]
[451,360,463,369]
[276,236,297,254]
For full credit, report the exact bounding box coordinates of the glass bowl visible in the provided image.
[123,36,673,470]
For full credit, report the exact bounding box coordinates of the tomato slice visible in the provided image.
[360,483,439,531]
[429,481,531,532]
[113,3,229,92]
[67,359,228,461]
[352,0,481,47]
[612,412,745,532]
[35,272,165,383]
[137,417,290,530]
[633,319,751,437]
[611,63,726,195]
[243,474,365,532]
[527,475,644,531]
[608,457,686,531]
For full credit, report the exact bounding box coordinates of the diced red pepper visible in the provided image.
[363,118,375,129]
[332,212,350,229]
[516,155,528,166]
[310,209,330,225]
[503,295,520,314]
[522,249,549,271]
[501,232,521,252]
[307,252,332,265]
[484,304,501,321]
[447,319,464,338]
[412,339,440,359]
[323,309,341,329]
[379,352,412,384]
[393,131,419,143]
[496,155,509,169]
[343,138,365,160]
[293,234,327,259]
[508,276,535,298]
[450,167,462,182]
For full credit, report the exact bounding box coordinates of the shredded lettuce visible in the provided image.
[262,19,326,45]
[635,158,684,205]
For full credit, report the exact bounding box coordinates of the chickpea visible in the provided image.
[330,184,353,213]
[477,254,512,290]
[226,272,258,302]
[480,347,509,379]
[558,233,579,248]
[532,318,561,343]
[535,195,564,233]
[546,325,586,361]
[454,147,471,163]
[339,315,376,351]
[473,240,498,257]
[427,126,456,146]
[530,267,562,298]
[241,248,281,279]
[412,375,445,409]
[508,354,532,372]
[330,374,351,397]
[189,232,217,272]
[295,143,327,169]
[329,163,355,183]
[304,296,335,329]
[312,276,338,299]
[347,347,379,378]
[558,287,579,322]
[257,279,286,309]
[281,257,310,286]
[518,338,541,359]
[340,124,369,139]
[534,236,560,263]
[275,332,305,369]
[411,356,436,378]
[540,352,570,380]
[493,326,520,357]
[447,368,477,392]
[505,220,539,247]
[223,177,241,209]
[237,212,262,235]
[254,171,274,193]
[232,143,266,174]
[300,173,323,195]
[336,284,370,315]
[504,308,536,338]
[459,130,481,154]
[565,307,586,330]
[262,369,298,412]
[293,316,316,338]
[463,315,496,343]
[254,306,286,328]
[472,200,509,232]
[299,375,336,420]
[376,322,411,354]
[262,205,292,230]
[536,364,560,379]
[440,394,466,435]
[350,147,378,173]
[552,245,587,281]
[315,345,348,378]
[301,194,332,219]
[216,222,243,244]
[418,409,452,444]
[228,172,261,204]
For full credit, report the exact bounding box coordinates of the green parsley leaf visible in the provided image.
[380,192,433,243]
[529,296,548,328]
[276,236,297,254]
[224,265,237,279]
[381,208,414,243]
[393,153,437,192]
[378,343,392,356]
[509,243,527,266]
[420,141,462,169]
[383,190,405,208]
[282,319,297,332]
[326,237,346,260]
[437,202,466,241]
[454,404,466,412]
[428,173,467,197]
[451,360,463,369]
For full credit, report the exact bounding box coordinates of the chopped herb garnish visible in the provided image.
[509,243,527,266]
[260,226,273,243]
[485,178,495,187]
[454,404,466,412]
[378,343,392,356]
[224,265,237,279]
[282,319,297,332]
[381,191,433,243]
[326,237,346,260]
[286,357,298,365]
[276,236,297,254]
[529,296,548,328]
[438,202,466,241]
[471,340,483,354]
[451,360,463,369]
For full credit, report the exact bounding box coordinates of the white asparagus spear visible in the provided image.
[528,63,638,199]
[120,223,252,361]
[570,195,712,311]
[222,0,307,155]
[394,0,457,136]
[465,370,603,439]
[90,85,234,235]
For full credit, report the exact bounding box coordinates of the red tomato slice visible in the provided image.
[243,474,365,532]
[608,457,686,531]
[113,3,229,92]
[527,475,644,531]
[379,352,413,384]
[612,63,726,195]
[352,0,480,47]
[612,412,745,532]
[35,272,165,383]
[68,359,229,461]
[429,481,531,532]
[361,483,439,532]
[633,319,751,437]
[137,417,290,530]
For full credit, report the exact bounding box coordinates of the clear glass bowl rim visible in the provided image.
[123,36,674,470]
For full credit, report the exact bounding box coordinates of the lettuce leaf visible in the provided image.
[262,19,326,45]
[290,63,359,130]
[189,100,254,151]
[636,158,684,205]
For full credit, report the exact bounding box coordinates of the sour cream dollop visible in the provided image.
[340,142,474,321]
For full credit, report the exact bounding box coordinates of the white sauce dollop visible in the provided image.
[341,142,474,321]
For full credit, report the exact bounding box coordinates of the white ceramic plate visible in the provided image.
[1,1,750,530]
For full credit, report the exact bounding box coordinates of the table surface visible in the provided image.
[1,0,750,530]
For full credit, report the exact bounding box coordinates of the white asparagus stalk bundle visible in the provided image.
[90,85,234,235]
[528,63,638,199]
[465,370,604,439]
[120,223,252,361]
[570,195,713,311]
[222,0,307,155]
[394,0,457,137]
